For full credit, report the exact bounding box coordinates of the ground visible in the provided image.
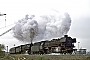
[0,54,90,60]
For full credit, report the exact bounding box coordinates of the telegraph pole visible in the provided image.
[5,14,6,27]
[0,13,6,27]
[6,46,8,54]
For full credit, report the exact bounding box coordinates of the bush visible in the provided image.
[0,51,5,56]
[36,56,43,60]
[0,44,5,51]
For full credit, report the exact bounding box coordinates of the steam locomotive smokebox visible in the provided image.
[68,37,71,39]
[64,35,68,37]
[72,38,76,43]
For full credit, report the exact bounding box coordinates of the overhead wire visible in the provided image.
[0,23,15,36]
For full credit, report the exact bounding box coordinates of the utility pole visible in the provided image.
[0,13,6,27]
[5,14,6,27]
[6,46,8,54]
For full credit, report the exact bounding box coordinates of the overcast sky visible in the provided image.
[0,0,90,51]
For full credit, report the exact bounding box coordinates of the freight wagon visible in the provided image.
[9,35,76,54]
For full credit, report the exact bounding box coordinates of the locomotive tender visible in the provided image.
[9,35,76,54]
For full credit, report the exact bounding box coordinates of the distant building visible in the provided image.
[86,51,90,54]
[79,49,86,54]
[73,49,87,54]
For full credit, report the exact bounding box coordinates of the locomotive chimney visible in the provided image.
[64,35,68,37]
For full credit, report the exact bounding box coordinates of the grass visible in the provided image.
[0,54,90,60]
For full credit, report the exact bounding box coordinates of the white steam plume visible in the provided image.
[12,11,71,43]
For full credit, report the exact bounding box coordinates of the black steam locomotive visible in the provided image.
[9,35,76,54]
